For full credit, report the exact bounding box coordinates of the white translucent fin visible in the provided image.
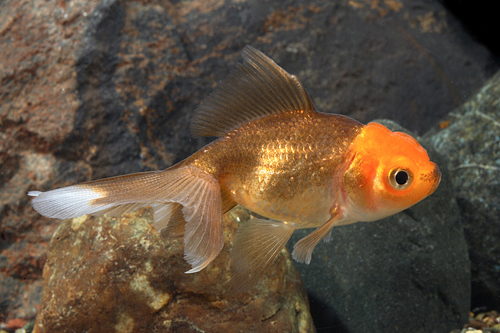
[152,202,185,238]
[29,170,175,219]
[231,218,294,293]
[292,216,340,264]
[159,204,186,239]
[180,172,223,273]
[29,184,120,219]
[190,45,316,137]
[94,203,149,217]
[95,202,186,238]
[30,166,224,273]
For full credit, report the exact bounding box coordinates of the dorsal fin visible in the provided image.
[190,45,317,137]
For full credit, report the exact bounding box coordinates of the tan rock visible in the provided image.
[33,206,315,332]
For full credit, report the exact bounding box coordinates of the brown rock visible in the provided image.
[484,315,498,327]
[465,320,487,329]
[33,206,314,333]
[0,0,98,320]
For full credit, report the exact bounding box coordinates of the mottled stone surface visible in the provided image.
[425,71,500,311]
[1,0,499,325]
[0,0,99,322]
[33,206,314,333]
[289,122,470,332]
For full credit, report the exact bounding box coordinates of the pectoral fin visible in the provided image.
[231,218,294,292]
[292,214,347,264]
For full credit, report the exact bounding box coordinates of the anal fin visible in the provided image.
[231,218,294,293]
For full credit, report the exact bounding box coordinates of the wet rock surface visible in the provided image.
[1,0,499,327]
[33,206,314,333]
[290,122,470,332]
[425,71,500,312]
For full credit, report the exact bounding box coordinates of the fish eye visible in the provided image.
[388,168,413,190]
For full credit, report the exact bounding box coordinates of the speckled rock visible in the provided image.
[33,206,314,333]
[0,0,99,321]
[289,120,470,332]
[1,0,499,324]
[425,70,500,311]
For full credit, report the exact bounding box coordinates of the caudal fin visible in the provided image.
[29,166,224,273]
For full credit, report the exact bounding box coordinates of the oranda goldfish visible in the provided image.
[29,46,441,291]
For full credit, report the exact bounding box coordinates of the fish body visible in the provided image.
[29,46,441,291]
[188,110,363,227]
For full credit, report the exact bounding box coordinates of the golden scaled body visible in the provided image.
[188,110,363,228]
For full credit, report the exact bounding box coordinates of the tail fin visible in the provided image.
[29,166,223,273]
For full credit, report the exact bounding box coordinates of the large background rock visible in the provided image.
[1,0,499,328]
[425,71,500,313]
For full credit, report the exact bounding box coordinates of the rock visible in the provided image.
[0,0,102,321]
[33,206,314,333]
[425,71,500,311]
[289,121,470,332]
[1,0,498,323]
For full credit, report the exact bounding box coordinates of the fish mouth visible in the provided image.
[421,163,441,196]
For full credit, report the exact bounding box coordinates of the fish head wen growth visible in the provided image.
[342,122,441,222]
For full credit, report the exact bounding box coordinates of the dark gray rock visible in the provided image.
[289,121,470,332]
[425,71,500,311]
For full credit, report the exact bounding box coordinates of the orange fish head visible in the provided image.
[343,122,441,221]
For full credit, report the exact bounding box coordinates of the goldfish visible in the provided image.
[28,46,441,291]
